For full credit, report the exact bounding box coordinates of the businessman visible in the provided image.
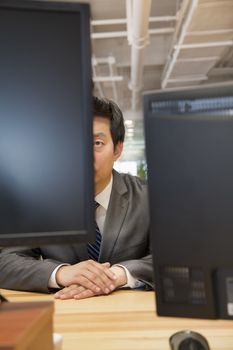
[0,97,153,299]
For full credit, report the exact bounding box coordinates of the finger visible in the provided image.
[73,271,110,294]
[84,261,116,292]
[74,288,96,300]
[88,260,116,283]
[102,262,110,267]
[100,262,117,280]
[66,261,114,294]
[59,285,85,300]
[54,284,79,299]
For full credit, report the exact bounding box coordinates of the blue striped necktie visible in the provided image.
[87,201,102,261]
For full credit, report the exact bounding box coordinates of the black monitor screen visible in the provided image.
[0,1,94,247]
[144,83,233,319]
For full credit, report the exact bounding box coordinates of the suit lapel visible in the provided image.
[99,171,128,262]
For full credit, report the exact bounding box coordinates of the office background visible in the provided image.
[1,2,233,349]
[76,0,233,175]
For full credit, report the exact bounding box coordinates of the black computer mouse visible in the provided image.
[179,337,208,350]
[169,330,210,350]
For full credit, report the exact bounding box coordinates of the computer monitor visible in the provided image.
[0,0,95,247]
[144,82,233,319]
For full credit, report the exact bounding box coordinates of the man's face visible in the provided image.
[93,116,123,194]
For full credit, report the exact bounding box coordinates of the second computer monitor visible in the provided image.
[144,83,233,319]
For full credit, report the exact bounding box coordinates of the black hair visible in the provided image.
[92,96,125,148]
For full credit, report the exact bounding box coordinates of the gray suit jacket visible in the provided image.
[0,170,153,292]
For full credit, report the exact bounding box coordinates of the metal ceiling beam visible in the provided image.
[187,29,233,36]
[167,75,208,83]
[175,40,233,49]
[208,67,233,77]
[178,56,220,62]
[161,0,199,90]
[199,0,233,8]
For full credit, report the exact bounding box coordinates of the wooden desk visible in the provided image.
[1,289,233,350]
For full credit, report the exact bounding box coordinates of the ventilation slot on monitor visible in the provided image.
[160,266,207,305]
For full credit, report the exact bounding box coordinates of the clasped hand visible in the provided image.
[54,260,126,300]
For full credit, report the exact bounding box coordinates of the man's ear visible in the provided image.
[114,142,123,161]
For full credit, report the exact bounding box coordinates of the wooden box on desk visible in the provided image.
[0,301,54,350]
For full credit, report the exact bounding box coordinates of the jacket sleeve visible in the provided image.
[0,247,61,292]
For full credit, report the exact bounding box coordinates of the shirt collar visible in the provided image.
[95,175,113,211]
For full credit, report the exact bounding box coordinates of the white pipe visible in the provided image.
[92,57,111,65]
[161,0,199,89]
[93,76,123,82]
[91,27,173,40]
[92,59,104,98]
[91,16,176,27]
[149,28,174,35]
[126,0,133,45]
[92,31,128,39]
[128,0,151,110]
[149,16,177,23]
[92,56,122,100]
[92,18,127,26]
[108,56,119,102]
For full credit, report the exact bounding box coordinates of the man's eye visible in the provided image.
[94,140,104,147]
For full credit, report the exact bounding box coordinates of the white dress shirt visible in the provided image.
[49,175,143,289]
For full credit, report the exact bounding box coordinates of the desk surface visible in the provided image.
[1,288,233,350]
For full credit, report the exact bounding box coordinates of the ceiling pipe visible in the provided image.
[92,56,123,103]
[93,76,123,82]
[91,16,176,27]
[161,0,198,89]
[126,0,133,45]
[91,27,173,40]
[92,56,104,97]
[127,0,152,110]
[108,56,119,103]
